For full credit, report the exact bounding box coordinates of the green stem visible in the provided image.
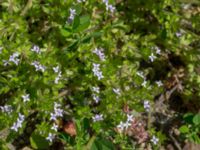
[84,135,96,150]
[20,0,33,16]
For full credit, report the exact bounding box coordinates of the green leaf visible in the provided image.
[0,77,8,84]
[179,125,189,133]
[60,28,71,37]
[184,113,194,124]
[81,32,102,43]
[73,16,80,30]
[91,137,115,150]
[59,132,75,145]
[193,114,200,125]
[74,4,82,15]
[30,133,49,150]
[75,15,90,32]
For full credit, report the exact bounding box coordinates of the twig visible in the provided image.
[169,131,182,150]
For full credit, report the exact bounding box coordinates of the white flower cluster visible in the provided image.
[31,61,46,72]
[9,52,20,65]
[144,100,150,112]
[149,46,162,62]
[93,48,106,61]
[92,63,104,80]
[46,133,55,142]
[68,8,76,21]
[0,105,12,114]
[31,45,41,54]
[22,93,30,102]
[11,113,25,132]
[102,0,115,13]
[117,114,134,132]
[50,102,64,121]
[151,135,159,145]
[53,66,62,84]
[92,86,100,103]
[92,114,103,122]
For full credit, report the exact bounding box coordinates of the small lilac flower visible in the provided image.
[102,0,108,3]
[97,72,104,80]
[46,133,55,142]
[11,122,19,132]
[53,66,59,73]
[51,123,58,131]
[92,114,103,122]
[69,8,76,21]
[127,114,134,122]
[31,45,41,54]
[0,105,12,113]
[92,63,104,80]
[106,4,115,13]
[31,61,46,72]
[124,121,131,129]
[113,88,120,95]
[19,113,25,121]
[92,63,100,71]
[149,53,157,62]
[54,108,63,117]
[102,0,115,13]
[11,113,25,132]
[54,77,60,84]
[92,94,100,103]
[93,48,106,61]
[50,113,57,121]
[144,100,150,112]
[151,135,159,145]
[22,94,30,102]
[117,121,124,132]
[54,102,61,108]
[9,52,20,65]
[92,86,100,93]
[176,32,182,37]
[50,102,63,121]
[142,80,147,87]
[156,80,163,87]
[155,46,161,55]
[55,71,62,84]
[39,65,46,72]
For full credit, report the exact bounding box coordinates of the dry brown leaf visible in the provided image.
[183,142,200,150]
[63,121,77,137]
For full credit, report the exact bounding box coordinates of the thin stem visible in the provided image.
[20,0,33,16]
